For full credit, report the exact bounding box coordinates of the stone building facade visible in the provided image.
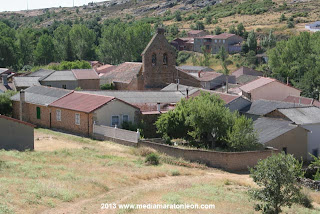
[136,28,200,90]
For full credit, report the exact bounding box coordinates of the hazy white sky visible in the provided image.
[0,0,108,12]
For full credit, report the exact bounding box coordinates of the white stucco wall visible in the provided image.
[251,81,300,101]
[302,124,320,160]
[93,99,138,128]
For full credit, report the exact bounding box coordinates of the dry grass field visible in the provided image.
[0,128,320,214]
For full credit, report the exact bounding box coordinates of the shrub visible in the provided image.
[295,191,313,209]
[287,21,295,28]
[137,147,156,157]
[171,170,180,176]
[121,121,137,131]
[100,83,115,90]
[145,153,160,165]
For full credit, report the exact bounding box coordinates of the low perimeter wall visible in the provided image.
[92,134,278,172]
[139,140,279,172]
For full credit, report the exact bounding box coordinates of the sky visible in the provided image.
[0,0,108,12]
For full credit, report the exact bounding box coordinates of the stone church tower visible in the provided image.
[138,28,178,90]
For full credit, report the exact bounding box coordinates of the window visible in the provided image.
[111,116,119,127]
[282,147,287,154]
[219,40,221,43]
[152,54,156,66]
[312,149,318,157]
[223,40,225,44]
[75,113,80,125]
[215,39,217,43]
[62,84,67,89]
[122,115,129,123]
[163,53,168,65]
[56,109,61,121]
[36,107,41,119]
[206,45,210,50]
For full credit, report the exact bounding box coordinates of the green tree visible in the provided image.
[69,24,96,60]
[34,34,54,65]
[228,25,237,34]
[279,14,286,22]
[156,92,258,150]
[249,153,304,214]
[16,28,37,67]
[268,32,320,98]
[214,26,223,35]
[0,22,17,68]
[0,91,17,116]
[174,11,182,21]
[247,30,257,52]
[237,23,246,37]
[53,25,73,61]
[218,46,233,93]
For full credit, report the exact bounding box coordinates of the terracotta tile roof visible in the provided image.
[232,66,263,78]
[95,64,116,74]
[72,69,99,80]
[240,77,301,93]
[188,89,240,104]
[239,77,275,93]
[100,62,142,84]
[283,95,320,107]
[188,71,222,82]
[49,91,115,113]
[0,115,36,128]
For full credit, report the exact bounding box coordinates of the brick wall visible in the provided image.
[50,107,93,136]
[13,101,51,128]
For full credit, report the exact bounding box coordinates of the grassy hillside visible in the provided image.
[0,0,319,36]
[0,129,320,213]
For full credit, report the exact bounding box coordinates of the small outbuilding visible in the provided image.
[0,115,35,151]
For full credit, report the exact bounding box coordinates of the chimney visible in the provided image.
[157,103,161,112]
[198,71,201,78]
[157,28,165,35]
[186,88,189,98]
[176,79,180,91]
[20,90,25,121]
[2,74,8,86]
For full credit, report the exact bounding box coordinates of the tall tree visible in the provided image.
[34,34,54,65]
[69,24,96,60]
[247,30,257,52]
[0,22,17,68]
[218,46,233,93]
[16,28,37,67]
[53,24,73,61]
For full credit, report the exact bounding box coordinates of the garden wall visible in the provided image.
[139,140,279,172]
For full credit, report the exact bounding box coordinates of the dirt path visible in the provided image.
[39,171,251,214]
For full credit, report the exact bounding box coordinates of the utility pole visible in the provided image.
[73,0,75,7]
[27,0,29,11]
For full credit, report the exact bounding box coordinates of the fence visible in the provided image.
[93,124,140,146]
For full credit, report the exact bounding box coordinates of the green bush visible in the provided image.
[100,83,115,90]
[176,52,192,65]
[145,153,160,166]
[121,121,137,131]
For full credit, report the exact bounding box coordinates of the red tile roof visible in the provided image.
[0,115,36,127]
[72,69,99,80]
[189,89,240,104]
[239,77,275,93]
[283,95,320,107]
[95,64,115,74]
[100,62,142,84]
[240,77,301,93]
[49,91,115,113]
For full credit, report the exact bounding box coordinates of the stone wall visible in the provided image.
[139,140,278,172]
[78,79,100,90]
